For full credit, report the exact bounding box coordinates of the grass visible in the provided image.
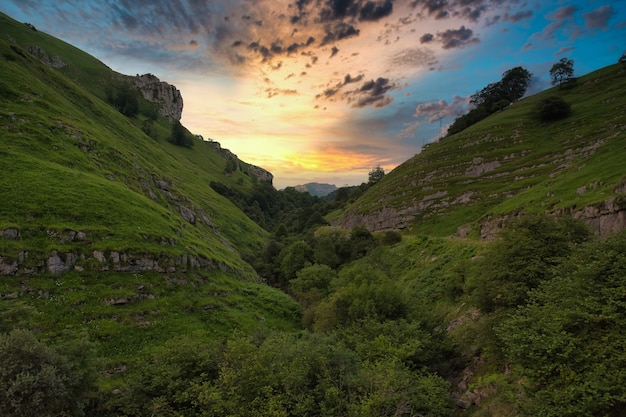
[1,11,301,388]
[337,63,626,236]
[0,15,269,275]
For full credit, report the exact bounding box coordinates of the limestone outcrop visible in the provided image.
[134,73,183,121]
[0,246,239,277]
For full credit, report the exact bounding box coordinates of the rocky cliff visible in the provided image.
[134,73,183,121]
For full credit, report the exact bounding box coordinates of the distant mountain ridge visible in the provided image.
[293,182,338,197]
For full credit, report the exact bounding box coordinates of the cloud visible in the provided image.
[554,46,575,56]
[420,33,434,43]
[548,5,578,21]
[583,5,614,30]
[359,0,394,21]
[320,22,361,45]
[346,77,396,108]
[413,95,469,120]
[438,26,479,49]
[266,87,299,98]
[397,120,421,139]
[532,4,581,42]
[503,10,533,23]
[316,73,366,101]
[389,47,438,69]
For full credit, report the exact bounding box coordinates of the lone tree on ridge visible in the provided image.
[550,57,575,87]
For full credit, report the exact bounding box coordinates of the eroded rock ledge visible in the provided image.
[0,245,239,278]
[334,196,626,239]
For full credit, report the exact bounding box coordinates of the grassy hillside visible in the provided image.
[2,11,626,417]
[0,12,269,271]
[335,63,626,236]
[0,11,301,398]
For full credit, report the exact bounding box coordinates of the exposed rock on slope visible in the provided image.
[134,73,183,121]
[333,64,626,237]
[208,141,274,184]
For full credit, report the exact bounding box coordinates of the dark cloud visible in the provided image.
[456,4,487,22]
[330,46,340,57]
[248,42,273,62]
[348,77,396,108]
[583,5,614,30]
[316,73,365,100]
[320,22,360,45]
[504,10,533,23]
[438,26,479,49]
[319,0,360,21]
[270,41,283,54]
[419,0,449,17]
[266,87,299,98]
[343,73,365,84]
[359,0,394,21]
[420,33,434,43]
[189,39,199,47]
[548,5,578,20]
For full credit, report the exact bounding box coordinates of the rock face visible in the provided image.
[25,45,67,68]
[0,247,238,277]
[247,164,274,184]
[134,73,183,121]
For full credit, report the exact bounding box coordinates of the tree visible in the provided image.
[368,166,385,185]
[279,240,314,284]
[469,213,590,312]
[549,57,574,87]
[169,120,193,147]
[0,330,96,417]
[451,66,531,135]
[497,232,626,416]
[500,66,532,102]
[618,50,626,64]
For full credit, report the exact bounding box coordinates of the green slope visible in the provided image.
[0,10,300,383]
[0,12,268,274]
[335,64,626,236]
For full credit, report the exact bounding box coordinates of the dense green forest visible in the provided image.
[4,197,626,416]
[1,11,626,417]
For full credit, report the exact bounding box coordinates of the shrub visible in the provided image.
[0,330,96,417]
[536,96,571,122]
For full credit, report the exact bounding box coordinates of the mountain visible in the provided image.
[0,9,299,361]
[293,182,338,197]
[332,63,626,238]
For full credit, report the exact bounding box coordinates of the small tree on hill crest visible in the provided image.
[368,166,385,185]
[550,57,575,87]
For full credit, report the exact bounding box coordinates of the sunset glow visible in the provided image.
[4,1,625,188]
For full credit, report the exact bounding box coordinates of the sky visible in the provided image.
[2,1,625,189]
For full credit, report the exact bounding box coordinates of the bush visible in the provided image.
[536,96,571,122]
[497,232,626,416]
[0,330,96,417]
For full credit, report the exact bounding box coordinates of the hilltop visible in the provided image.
[333,63,626,238]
